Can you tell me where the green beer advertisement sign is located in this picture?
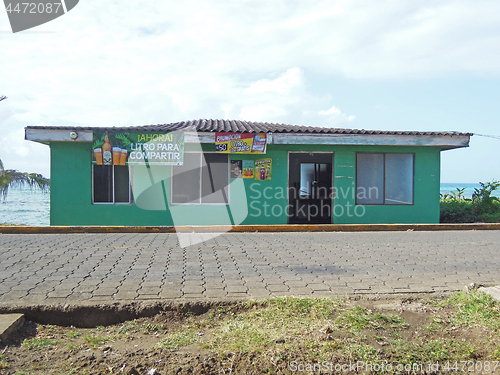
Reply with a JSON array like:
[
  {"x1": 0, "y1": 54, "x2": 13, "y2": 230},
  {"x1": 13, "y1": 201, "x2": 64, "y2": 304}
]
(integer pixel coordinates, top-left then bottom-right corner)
[{"x1": 92, "y1": 130, "x2": 185, "y2": 166}]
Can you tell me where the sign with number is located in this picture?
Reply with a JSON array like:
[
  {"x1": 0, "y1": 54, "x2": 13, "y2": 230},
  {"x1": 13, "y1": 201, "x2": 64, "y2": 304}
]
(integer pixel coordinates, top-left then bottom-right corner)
[{"x1": 215, "y1": 133, "x2": 267, "y2": 154}]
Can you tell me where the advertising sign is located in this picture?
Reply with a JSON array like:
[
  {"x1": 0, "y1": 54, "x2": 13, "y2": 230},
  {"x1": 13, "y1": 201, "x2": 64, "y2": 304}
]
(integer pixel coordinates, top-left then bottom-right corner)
[
  {"x1": 231, "y1": 160, "x2": 243, "y2": 178},
  {"x1": 215, "y1": 133, "x2": 267, "y2": 154},
  {"x1": 242, "y1": 160, "x2": 255, "y2": 178},
  {"x1": 254, "y1": 158, "x2": 272, "y2": 181},
  {"x1": 92, "y1": 130, "x2": 185, "y2": 166}
]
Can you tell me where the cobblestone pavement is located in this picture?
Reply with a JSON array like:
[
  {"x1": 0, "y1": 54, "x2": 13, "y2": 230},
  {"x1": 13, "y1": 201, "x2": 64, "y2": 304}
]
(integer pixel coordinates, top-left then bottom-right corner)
[{"x1": 0, "y1": 231, "x2": 499, "y2": 306}]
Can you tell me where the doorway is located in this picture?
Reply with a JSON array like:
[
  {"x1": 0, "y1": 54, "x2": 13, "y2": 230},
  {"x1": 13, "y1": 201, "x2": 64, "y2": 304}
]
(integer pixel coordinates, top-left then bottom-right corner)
[{"x1": 288, "y1": 153, "x2": 333, "y2": 224}]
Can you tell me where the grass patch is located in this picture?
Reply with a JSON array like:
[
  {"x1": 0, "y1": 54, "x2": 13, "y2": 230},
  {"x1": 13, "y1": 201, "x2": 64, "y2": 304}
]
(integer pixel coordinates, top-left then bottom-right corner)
[
  {"x1": 0, "y1": 354, "x2": 9, "y2": 369},
  {"x1": 439, "y1": 291, "x2": 500, "y2": 331},
  {"x1": 66, "y1": 330, "x2": 80, "y2": 339},
  {"x1": 205, "y1": 297, "x2": 342, "y2": 354},
  {"x1": 118, "y1": 320, "x2": 140, "y2": 334},
  {"x1": 143, "y1": 322, "x2": 166, "y2": 333},
  {"x1": 5, "y1": 293, "x2": 500, "y2": 374},
  {"x1": 335, "y1": 306, "x2": 409, "y2": 333},
  {"x1": 83, "y1": 333, "x2": 109, "y2": 349},
  {"x1": 22, "y1": 337, "x2": 61, "y2": 350},
  {"x1": 154, "y1": 331, "x2": 198, "y2": 350},
  {"x1": 389, "y1": 338, "x2": 477, "y2": 364}
]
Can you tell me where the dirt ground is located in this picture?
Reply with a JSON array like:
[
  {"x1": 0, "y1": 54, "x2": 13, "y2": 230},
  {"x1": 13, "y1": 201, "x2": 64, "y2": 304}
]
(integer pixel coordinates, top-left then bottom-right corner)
[{"x1": 1, "y1": 294, "x2": 500, "y2": 375}]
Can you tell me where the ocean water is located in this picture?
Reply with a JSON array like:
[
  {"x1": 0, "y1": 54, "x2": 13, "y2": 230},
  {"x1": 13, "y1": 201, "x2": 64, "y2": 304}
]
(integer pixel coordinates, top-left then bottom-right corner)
[
  {"x1": 0, "y1": 183, "x2": 499, "y2": 226},
  {"x1": 440, "y1": 183, "x2": 500, "y2": 199},
  {"x1": 0, "y1": 187, "x2": 50, "y2": 226}
]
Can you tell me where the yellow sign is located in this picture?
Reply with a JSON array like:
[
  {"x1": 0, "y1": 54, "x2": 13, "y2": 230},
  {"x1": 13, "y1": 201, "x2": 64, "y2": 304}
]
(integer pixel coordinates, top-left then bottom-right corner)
[{"x1": 215, "y1": 133, "x2": 267, "y2": 154}]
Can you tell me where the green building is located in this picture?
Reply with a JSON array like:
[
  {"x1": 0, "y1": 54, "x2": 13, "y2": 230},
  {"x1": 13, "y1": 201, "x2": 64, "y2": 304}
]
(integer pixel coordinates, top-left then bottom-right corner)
[{"x1": 25, "y1": 120, "x2": 471, "y2": 226}]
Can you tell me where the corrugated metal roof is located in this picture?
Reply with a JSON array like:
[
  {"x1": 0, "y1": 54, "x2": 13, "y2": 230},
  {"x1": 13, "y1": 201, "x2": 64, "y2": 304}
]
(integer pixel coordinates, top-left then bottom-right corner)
[{"x1": 25, "y1": 119, "x2": 473, "y2": 136}]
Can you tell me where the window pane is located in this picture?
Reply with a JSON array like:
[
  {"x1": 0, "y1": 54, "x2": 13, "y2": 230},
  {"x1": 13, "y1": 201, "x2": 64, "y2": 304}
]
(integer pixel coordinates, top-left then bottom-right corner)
[
  {"x1": 93, "y1": 165, "x2": 113, "y2": 203},
  {"x1": 316, "y1": 163, "x2": 331, "y2": 199},
  {"x1": 114, "y1": 165, "x2": 130, "y2": 203},
  {"x1": 172, "y1": 153, "x2": 201, "y2": 204},
  {"x1": 202, "y1": 153, "x2": 229, "y2": 204},
  {"x1": 300, "y1": 163, "x2": 331, "y2": 198},
  {"x1": 385, "y1": 153, "x2": 414, "y2": 205},
  {"x1": 356, "y1": 154, "x2": 384, "y2": 204},
  {"x1": 300, "y1": 163, "x2": 315, "y2": 197}
]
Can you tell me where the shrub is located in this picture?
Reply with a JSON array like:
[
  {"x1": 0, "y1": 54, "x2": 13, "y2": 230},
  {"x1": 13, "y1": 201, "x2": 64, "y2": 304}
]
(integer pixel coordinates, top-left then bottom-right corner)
[
  {"x1": 440, "y1": 180, "x2": 500, "y2": 223},
  {"x1": 440, "y1": 199, "x2": 475, "y2": 223},
  {"x1": 472, "y1": 181, "x2": 500, "y2": 221}
]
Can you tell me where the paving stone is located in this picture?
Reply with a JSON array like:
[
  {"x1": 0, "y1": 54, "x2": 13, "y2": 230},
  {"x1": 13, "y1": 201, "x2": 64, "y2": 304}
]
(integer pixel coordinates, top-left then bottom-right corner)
[
  {"x1": 46, "y1": 290, "x2": 73, "y2": 298},
  {"x1": 204, "y1": 289, "x2": 227, "y2": 298},
  {"x1": 288, "y1": 287, "x2": 313, "y2": 296},
  {"x1": 306, "y1": 283, "x2": 330, "y2": 291},
  {"x1": 266, "y1": 284, "x2": 289, "y2": 292},
  {"x1": 182, "y1": 286, "x2": 204, "y2": 294},
  {"x1": 284, "y1": 280, "x2": 309, "y2": 287},
  {"x1": 1, "y1": 231, "x2": 500, "y2": 306},
  {"x1": 119, "y1": 282, "x2": 141, "y2": 290},
  {"x1": 112, "y1": 291, "x2": 139, "y2": 300},
  {"x1": 353, "y1": 289, "x2": 377, "y2": 294},
  {"x1": 225, "y1": 285, "x2": 248, "y2": 293},
  {"x1": 246, "y1": 289, "x2": 271, "y2": 298},
  {"x1": 158, "y1": 290, "x2": 182, "y2": 299},
  {"x1": 205, "y1": 283, "x2": 225, "y2": 290},
  {"x1": 224, "y1": 281, "x2": 246, "y2": 287},
  {"x1": 329, "y1": 287, "x2": 354, "y2": 294},
  {"x1": 226, "y1": 292, "x2": 249, "y2": 298},
  {"x1": 136, "y1": 294, "x2": 161, "y2": 300},
  {"x1": 138, "y1": 287, "x2": 160, "y2": 295},
  {"x1": 364, "y1": 286, "x2": 395, "y2": 294},
  {"x1": 43, "y1": 297, "x2": 70, "y2": 304},
  {"x1": 183, "y1": 293, "x2": 205, "y2": 299},
  {"x1": 271, "y1": 291, "x2": 294, "y2": 297},
  {"x1": 244, "y1": 282, "x2": 266, "y2": 290},
  {"x1": 183, "y1": 279, "x2": 205, "y2": 286},
  {"x1": 311, "y1": 290, "x2": 335, "y2": 297},
  {"x1": 66, "y1": 292, "x2": 92, "y2": 301}
]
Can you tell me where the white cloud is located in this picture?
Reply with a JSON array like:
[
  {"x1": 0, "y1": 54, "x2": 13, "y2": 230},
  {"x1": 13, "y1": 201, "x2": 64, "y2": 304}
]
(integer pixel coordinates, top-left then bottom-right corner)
[
  {"x1": 244, "y1": 68, "x2": 303, "y2": 95},
  {"x1": 237, "y1": 68, "x2": 305, "y2": 121},
  {"x1": 318, "y1": 106, "x2": 356, "y2": 125},
  {"x1": 319, "y1": 106, "x2": 342, "y2": 116}
]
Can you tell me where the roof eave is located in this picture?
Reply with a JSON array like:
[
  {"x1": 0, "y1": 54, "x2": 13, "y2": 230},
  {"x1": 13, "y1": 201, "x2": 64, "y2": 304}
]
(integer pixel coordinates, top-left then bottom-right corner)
[
  {"x1": 271, "y1": 133, "x2": 471, "y2": 148},
  {"x1": 25, "y1": 127, "x2": 471, "y2": 149}
]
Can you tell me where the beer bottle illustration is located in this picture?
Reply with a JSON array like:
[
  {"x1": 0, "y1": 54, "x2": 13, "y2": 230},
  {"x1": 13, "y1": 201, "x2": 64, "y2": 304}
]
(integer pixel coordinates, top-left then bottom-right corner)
[{"x1": 102, "y1": 131, "x2": 113, "y2": 165}]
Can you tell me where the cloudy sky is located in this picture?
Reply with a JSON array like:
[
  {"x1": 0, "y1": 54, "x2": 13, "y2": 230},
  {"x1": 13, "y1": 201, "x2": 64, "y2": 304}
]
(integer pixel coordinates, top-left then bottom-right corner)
[{"x1": 1, "y1": 0, "x2": 499, "y2": 182}]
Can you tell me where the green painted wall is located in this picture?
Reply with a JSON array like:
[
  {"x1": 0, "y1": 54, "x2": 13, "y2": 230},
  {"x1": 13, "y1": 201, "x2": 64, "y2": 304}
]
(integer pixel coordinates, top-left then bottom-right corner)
[{"x1": 49, "y1": 142, "x2": 441, "y2": 225}]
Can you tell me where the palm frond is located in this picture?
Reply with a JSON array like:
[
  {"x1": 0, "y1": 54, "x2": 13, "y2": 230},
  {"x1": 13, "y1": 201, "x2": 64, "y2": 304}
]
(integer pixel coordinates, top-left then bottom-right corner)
[{"x1": 0, "y1": 160, "x2": 50, "y2": 200}]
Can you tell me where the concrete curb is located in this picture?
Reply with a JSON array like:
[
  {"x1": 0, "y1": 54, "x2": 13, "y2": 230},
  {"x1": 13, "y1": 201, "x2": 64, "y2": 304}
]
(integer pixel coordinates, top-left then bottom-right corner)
[
  {"x1": 0, "y1": 292, "x2": 450, "y2": 327},
  {"x1": 1, "y1": 223, "x2": 500, "y2": 234},
  {"x1": 0, "y1": 313, "x2": 24, "y2": 342}
]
